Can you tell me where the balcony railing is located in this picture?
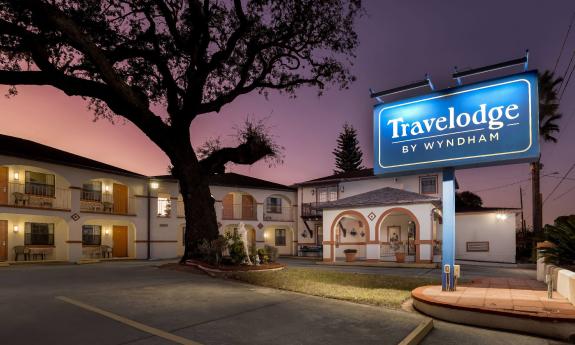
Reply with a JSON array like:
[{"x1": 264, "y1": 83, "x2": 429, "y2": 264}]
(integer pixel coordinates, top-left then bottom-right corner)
[
  {"x1": 177, "y1": 200, "x2": 185, "y2": 218},
  {"x1": 263, "y1": 206, "x2": 294, "y2": 221},
  {"x1": 301, "y1": 202, "x2": 326, "y2": 218},
  {"x1": 80, "y1": 192, "x2": 136, "y2": 215},
  {"x1": 1, "y1": 182, "x2": 70, "y2": 210},
  {"x1": 222, "y1": 203, "x2": 257, "y2": 220}
]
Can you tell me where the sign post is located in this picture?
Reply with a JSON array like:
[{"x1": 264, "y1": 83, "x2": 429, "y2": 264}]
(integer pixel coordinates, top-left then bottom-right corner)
[
  {"x1": 373, "y1": 71, "x2": 540, "y2": 292},
  {"x1": 442, "y1": 167, "x2": 456, "y2": 291}
]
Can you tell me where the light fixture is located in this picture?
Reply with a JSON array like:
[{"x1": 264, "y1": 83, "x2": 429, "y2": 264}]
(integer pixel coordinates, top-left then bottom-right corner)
[
  {"x1": 495, "y1": 213, "x2": 508, "y2": 221},
  {"x1": 105, "y1": 229, "x2": 110, "y2": 235},
  {"x1": 13, "y1": 225, "x2": 19, "y2": 233},
  {"x1": 13, "y1": 172, "x2": 19, "y2": 181},
  {"x1": 264, "y1": 232, "x2": 268, "y2": 239},
  {"x1": 150, "y1": 181, "x2": 159, "y2": 190},
  {"x1": 105, "y1": 185, "x2": 110, "y2": 192},
  {"x1": 311, "y1": 189, "x2": 315, "y2": 196},
  {"x1": 340, "y1": 185, "x2": 345, "y2": 193}
]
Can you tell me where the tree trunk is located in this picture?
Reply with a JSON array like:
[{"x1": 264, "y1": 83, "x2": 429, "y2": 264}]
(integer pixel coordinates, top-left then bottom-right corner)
[{"x1": 171, "y1": 153, "x2": 219, "y2": 263}]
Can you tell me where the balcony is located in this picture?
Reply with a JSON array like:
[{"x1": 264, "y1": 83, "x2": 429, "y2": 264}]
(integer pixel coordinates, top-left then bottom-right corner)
[
  {"x1": 301, "y1": 202, "x2": 326, "y2": 219},
  {"x1": 0, "y1": 182, "x2": 71, "y2": 210},
  {"x1": 222, "y1": 203, "x2": 257, "y2": 221},
  {"x1": 263, "y1": 206, "x2": 294, "y2": 222},
  {"x1": 80, "y1": 192, "x2": 136, "y2": 215}
]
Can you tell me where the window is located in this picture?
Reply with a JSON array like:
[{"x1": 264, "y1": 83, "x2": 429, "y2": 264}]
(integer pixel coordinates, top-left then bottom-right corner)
[
  {"x1": 266, "y1": 197, "x2": 282, "y2": 213},
  {"x1": 420, "y1": 176, "x2": 438, "y2": 194},
  {"x1": 316, "y1": 186, "x2": 338, "y2": 203},
  {"x1": 82, "y1": 225, "x2": 102, "y2": 245},
  {"x1": 81, "y1": 181, "x2": 102, "y2": 201},
  {"x1": 275, "y1": 229, "x2": 286, "y2": 246},
  {"x1": 25, "y1": 171, "x2": 55, "y2": 197},
  {"x1": 157, "y1": 194, "x2": 172, "y2": 217},
  {"x1": 25, "y1": 223, "x2": 54, "y2": 245}
]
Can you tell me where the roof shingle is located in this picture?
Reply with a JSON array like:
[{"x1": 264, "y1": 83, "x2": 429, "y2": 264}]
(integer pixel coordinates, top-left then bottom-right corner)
[{"x1": 322, "y1": 187, "x2": 440, "y2": 209}]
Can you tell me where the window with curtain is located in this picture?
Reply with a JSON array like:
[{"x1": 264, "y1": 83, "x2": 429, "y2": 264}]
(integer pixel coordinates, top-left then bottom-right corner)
[
  {"x1": 25, "y1": 223, "x2": 54, "y2": 245},
  {"x1": 25, "y1": 171, "x2": 55, "y2": 197},
  {"x1": 275, "y1": 228, "x2": 286, "y2": 246},
  {"x1": 81, "y1": 181, "x2": 102, "y2": 201},
  {"x1": 266, "y1": 197, "x2": 282, "y2": 213},
  {"x1": 420, "y1": 176, "x2": 438, "y2": 194},
  {"x1": 82, "y1": 225, "x2": 102, "y2": 245}
]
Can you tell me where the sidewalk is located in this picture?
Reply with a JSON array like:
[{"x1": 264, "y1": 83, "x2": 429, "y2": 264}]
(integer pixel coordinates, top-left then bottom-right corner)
[{"x1": 412, "y1": 277, "x2": 575, "y2": 341}]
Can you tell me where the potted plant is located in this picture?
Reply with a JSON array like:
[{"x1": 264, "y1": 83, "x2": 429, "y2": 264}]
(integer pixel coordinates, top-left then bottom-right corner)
[
  {"x1": 390, "y1": 240, "x2": 405, "y2": 263},
  {"x1": 343, "y1": 248, "x2": 357, "y2": 262}
]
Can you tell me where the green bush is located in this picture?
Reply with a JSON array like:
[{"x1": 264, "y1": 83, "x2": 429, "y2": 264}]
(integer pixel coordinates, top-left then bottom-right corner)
[
  {"x1": 225, "y1": 232, "x2": 247, "y2": 265},
  {"x1": 197, "y1": 235, "x2": 227, "y2": 266},
  {"x1": 541, "y1": 215, "x2": 575, "y2": 268},
  {"x1": 264, "y1": 245, "x2": 279, "y2": 262}
]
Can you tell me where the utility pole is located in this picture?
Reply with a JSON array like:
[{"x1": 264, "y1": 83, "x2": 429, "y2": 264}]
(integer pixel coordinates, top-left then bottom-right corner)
[
  {"x1": 531, "y1": 160, "x2": 542, "y2": 235},
  {"x1": 519, "y1": 187, "x2": 526, "y2": 232}
]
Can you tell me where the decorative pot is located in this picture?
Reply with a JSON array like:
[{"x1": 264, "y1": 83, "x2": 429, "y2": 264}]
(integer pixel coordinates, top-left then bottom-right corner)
[
  {"x1": 344, "y1": 252, "x2": 357, "y2": 262},
  {"x1": 395, "y1": 252, "x2": 406, "y2": 263}
]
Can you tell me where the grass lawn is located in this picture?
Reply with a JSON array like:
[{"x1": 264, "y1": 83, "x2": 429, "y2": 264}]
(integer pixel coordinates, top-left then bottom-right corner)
[{"x1": 230, "y1": 267, "x2": 439, "y2": 309}]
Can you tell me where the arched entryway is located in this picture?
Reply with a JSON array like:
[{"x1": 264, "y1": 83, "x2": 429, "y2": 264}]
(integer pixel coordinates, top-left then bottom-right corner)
[
  {"x1": 329, "y1": 211, "x2": 370, "y2": 262},
  {"x1": 375, "y1": 208, "x2": 420, "y2": 262}
]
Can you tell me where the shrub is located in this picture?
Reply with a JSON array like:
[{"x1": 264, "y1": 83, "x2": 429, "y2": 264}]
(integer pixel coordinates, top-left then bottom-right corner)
[
  {"x1": 264, "y1": 245, "x2": 279, "y2": 262},
  {"x1": 197, "y1": 235, "x2": 227, "y2": 266},
  {"x1": 225, "y1": 232, "x2": 247, "y2": 265},
  {"x1": 541, "y1": 215, "x2": 575, "y2": 269},
  {"x1": 343, "y1": 248, "x2": 357, "y2": 254}
]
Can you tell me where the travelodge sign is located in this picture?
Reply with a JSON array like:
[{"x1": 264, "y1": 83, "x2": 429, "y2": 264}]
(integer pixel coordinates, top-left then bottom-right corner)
[{"x1": 374, "y1": 71, "x2": 540, "y2": 175}]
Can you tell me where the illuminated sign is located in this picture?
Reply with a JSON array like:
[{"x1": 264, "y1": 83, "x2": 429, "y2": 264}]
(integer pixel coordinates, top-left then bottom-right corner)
[{"x1": 374, "y1": 71, "x2": 540, "y2": 175}]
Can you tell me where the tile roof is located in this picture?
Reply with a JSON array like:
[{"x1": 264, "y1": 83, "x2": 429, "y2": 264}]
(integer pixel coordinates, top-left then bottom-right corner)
[
  {"x1": 0, "y1": 134, "x2": 145, "y2": 177},
  {"x1": 322, "y1": 187, "x2": 440, "y2": 209},
  {"x1": 154, "y1": 172, "x2": 295, "y2": 191}
]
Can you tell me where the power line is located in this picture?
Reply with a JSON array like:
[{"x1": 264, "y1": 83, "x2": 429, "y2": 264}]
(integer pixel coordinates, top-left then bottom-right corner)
[
  {"x1": 544, "y1": 161, "x2": 575, "y2": 203},
  {"x1": 471, "y1": 173, "x2": 558, "y2": 194},
  {"x1": 558, "y1": 50, "x2": 575, "y2": 92},
  {"x1": 552, "y1": 183, "x2": 575, "y2": 201},
  {"x1": 553, "y1": 11, "x2": 575, "y2": 74},
  {"x1": 559, "y1": 62, "x2": 575, "y2": 101}
]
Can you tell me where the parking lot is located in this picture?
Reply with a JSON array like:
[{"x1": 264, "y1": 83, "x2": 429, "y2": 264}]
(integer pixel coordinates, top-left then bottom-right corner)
[{"x1": 0, "y1": 261, "x2": 561, "y2": 345}]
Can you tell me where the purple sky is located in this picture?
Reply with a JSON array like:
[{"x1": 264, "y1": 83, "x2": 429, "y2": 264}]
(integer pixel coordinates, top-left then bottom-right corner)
[{"x1": 1, "y1": 0, "x2": 575, "y2": 226}]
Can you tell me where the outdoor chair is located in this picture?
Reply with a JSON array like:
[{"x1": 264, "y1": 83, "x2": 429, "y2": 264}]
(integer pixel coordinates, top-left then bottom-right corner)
[
  {"x1": 13, "y1": 246, "x2": 30, "y2": 261},
  {"x1": 101, "y1": 245, "x2": 112, "y2": 258},
  {"x1": 102, "y1": 202, "x2": 113, "y2": 213}
]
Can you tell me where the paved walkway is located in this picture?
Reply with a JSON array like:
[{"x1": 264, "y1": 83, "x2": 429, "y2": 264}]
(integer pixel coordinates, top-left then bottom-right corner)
[
  {"x1": 413, "y1": 277, "x2": 575, "y2": 319},
  {"x1": 0, "y1": 261, "x2": 564, "y2": 344}
]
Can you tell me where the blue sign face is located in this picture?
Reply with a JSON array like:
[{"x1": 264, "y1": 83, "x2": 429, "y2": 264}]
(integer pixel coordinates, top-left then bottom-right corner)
[{"x1": 374, "y1": 71, "x2": 540, "y2": 175}]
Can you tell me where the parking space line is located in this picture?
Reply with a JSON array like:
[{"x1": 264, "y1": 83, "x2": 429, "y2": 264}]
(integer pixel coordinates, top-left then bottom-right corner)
[{"x1": 55, "y1": 296, "x2": 202, "y2": 345}]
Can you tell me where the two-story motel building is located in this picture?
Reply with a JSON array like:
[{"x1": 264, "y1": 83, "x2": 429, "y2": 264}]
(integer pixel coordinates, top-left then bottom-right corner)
[{"x1": 0, "y1": 134, "x2": 517, "y2": 265}]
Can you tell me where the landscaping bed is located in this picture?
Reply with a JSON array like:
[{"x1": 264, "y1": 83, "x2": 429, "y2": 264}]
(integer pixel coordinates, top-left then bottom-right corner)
[
  {"x1": 228, "y1": 267, "x2": 440, "y2": 309},
  {"x1": 159, "y1": 261, "x2": 284, "y2": 274}
]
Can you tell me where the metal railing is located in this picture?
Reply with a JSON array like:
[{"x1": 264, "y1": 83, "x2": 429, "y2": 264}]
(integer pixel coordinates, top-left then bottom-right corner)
[
  {"x1": 81, "y1": 189, "x2": 102, "y2": 202},
  {"x1": 263, "y1": 206, "x2": 294, "y2": 221},
  {"x1": 1, "y1": 182, "x2": 71, "y2": 210},
  {"x1": 177, "y1": 200, "x2": 185, "y2": 218},
  {"x1": 80, "y1": 192, "x2": 136, "y2": 215},
  {"x1": 222, "y1": 203, "x2": 257, "y2": 220},
  {"x1": 301, "y1": 202, "x2": 326, "y2": 218}
]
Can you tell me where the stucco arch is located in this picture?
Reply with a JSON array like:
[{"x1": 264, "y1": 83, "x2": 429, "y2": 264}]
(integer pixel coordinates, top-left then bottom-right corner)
[
  {"x1": 375, "y1": 207, "x2": 421, "y2": 262},
  {"x1": 329, "y1": 210, "x2": 370, "y2": 262}
]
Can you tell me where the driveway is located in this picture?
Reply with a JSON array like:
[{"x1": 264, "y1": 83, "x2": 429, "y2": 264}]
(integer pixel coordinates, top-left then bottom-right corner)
[
  {"x1": 0, "y1": 261, "x2": 559, "y2": 345},
  {"x1": 278, "y1": 257, "x2": 537, "y2": 280}
]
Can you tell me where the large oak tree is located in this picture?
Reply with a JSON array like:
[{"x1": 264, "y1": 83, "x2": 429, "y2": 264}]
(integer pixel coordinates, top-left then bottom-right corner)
[{"x1": 0, "y1": 0, "x2": 362, "y2": 259}]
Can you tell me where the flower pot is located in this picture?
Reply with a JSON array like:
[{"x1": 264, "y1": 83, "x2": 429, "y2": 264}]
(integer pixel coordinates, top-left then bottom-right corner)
[
  {"x1": 344, "y1": 252, "x2": 357, "y2": 262},
  {"x1": 395, "y1": 252, "x2": 406, "y2": 263}
]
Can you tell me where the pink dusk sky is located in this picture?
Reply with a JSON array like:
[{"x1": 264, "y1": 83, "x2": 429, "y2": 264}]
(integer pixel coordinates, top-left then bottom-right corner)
[{"x1": 1, "y1": 0, "x2": 575, "y2": 226}]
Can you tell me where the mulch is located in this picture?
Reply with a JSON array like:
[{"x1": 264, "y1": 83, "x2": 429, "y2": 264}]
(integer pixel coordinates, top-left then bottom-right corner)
[{"x1": 158, "y1": 260, "x2": 284, "y2": 273}]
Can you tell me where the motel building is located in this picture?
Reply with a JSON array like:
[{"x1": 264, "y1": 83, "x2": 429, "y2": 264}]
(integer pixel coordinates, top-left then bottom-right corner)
[{"x1": 0, "y1": 134, "x2": 517, "y2": 265}]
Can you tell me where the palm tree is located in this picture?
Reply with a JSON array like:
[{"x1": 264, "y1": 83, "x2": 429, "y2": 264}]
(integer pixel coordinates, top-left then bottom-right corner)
[
  {"x1": 540, "y1": 215, "x2": 575, "y2": 268},
  {"x1": 532, "y1": 70, "x2": 563, "y2": 237}
]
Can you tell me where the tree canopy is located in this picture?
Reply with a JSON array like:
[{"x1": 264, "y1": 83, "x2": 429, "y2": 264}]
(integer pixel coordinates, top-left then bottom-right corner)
[{"x1": 333, "y1": 122, "x2": 364, "y2": 174}]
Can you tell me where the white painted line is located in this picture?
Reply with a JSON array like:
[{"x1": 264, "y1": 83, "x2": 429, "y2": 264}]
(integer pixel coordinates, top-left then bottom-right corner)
[
  {"x1": 56, "y1": 296, "x2": 202, "y2": 345},
  {"x1": 398, "y1": 318, "x2": 434, "y2": 345}
]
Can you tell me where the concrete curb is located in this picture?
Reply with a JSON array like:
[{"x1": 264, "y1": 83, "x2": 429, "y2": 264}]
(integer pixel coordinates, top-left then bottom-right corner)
[
  {"x1": 398, "y1": 318, "x2": 433, "y2": 345},
  {"x1": 317, "y1": 261, "x2": 438, "y2": 269}
]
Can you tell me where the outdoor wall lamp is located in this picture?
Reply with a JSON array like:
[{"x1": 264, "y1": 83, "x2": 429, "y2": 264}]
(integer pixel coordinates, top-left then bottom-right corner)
[
  {"x1": 105, "y1": 185, "x2": 110, "y2": 192},
  {"x1": 13, "y1": 172, "x2": 19, "y2": 181},
  {"x1": 13, "y1": 225, "x2": 19, "y2": 233},
  {"x1": 496, "y1": 213, "x2": 508, "y2": 221},
  {"x1": 150, "y1": 181, "x2": 159, "y2": 190},
  {"x1": 311, "y1": 189, "x2": 315, "y2": 196},
  {"x1": 340, "y1": 185, "x2": 345, "y2": 193},
  {"x1": 105, "y1": 229, "x2": 110, "y2": 236}
]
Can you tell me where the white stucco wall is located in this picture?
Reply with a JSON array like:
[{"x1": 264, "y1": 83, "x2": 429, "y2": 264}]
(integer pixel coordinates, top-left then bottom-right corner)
[{"x1": 454, "y1": 212, "x2": 517, "y2": 264}]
